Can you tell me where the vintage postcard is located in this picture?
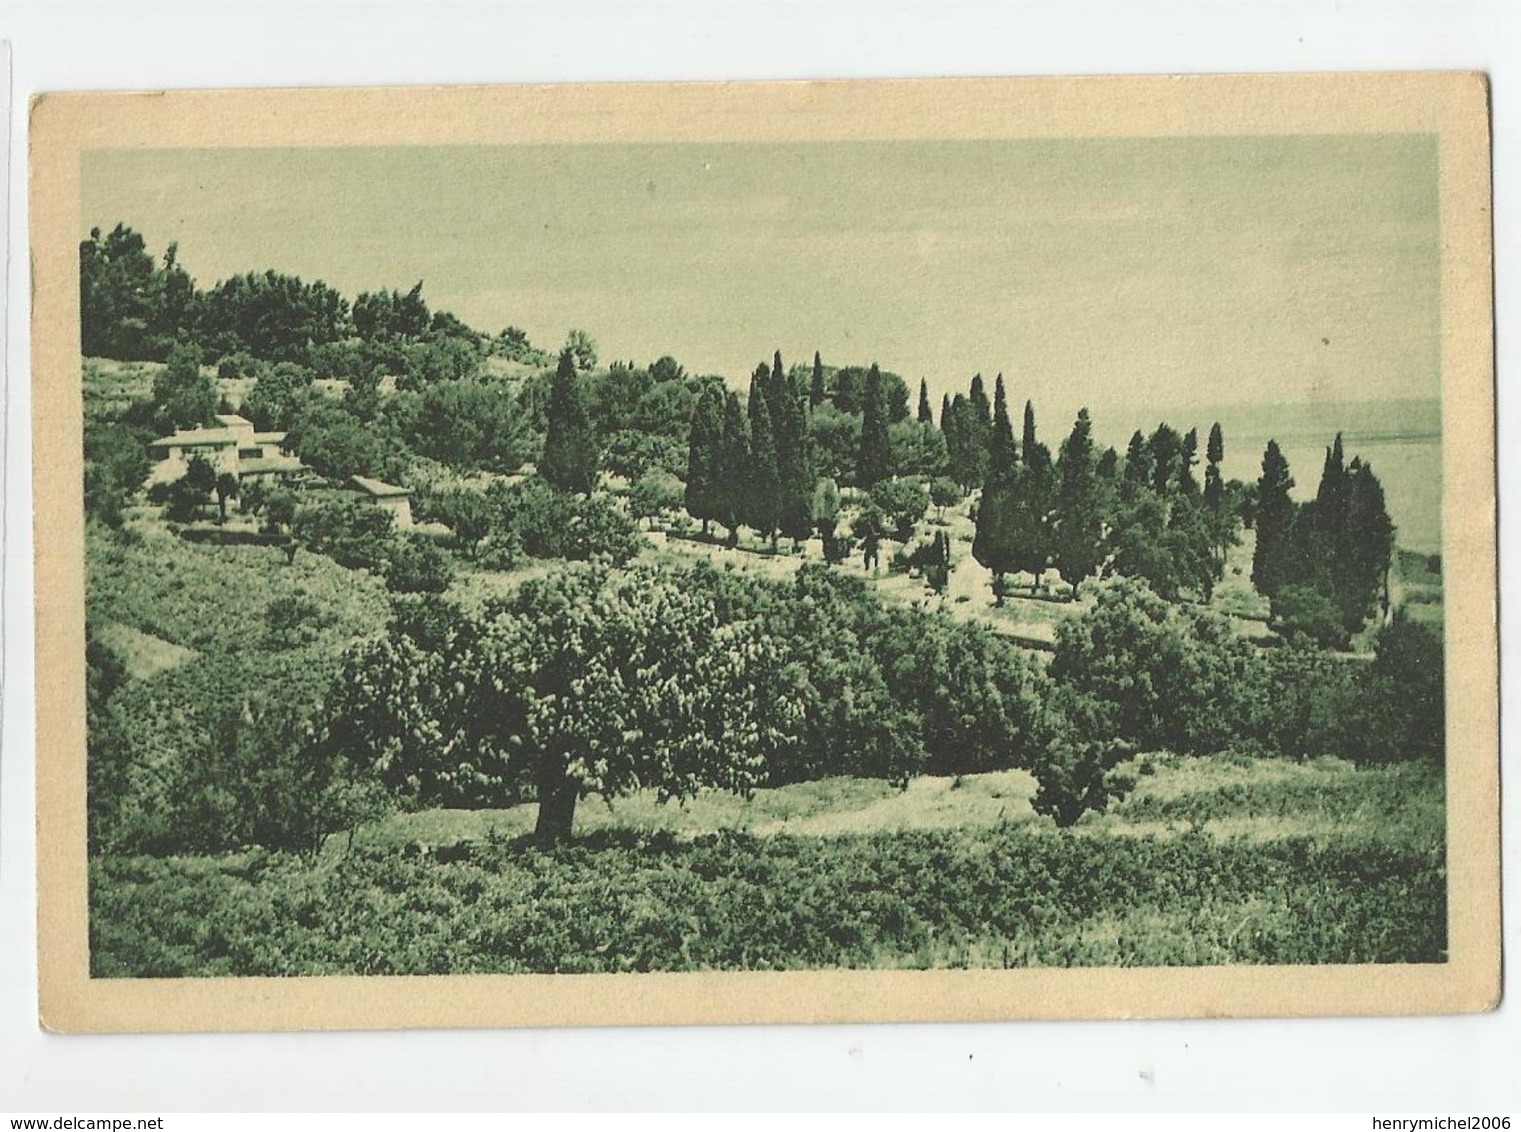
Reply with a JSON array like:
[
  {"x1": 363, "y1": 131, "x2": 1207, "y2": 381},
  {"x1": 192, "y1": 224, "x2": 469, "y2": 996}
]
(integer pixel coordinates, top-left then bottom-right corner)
[{"x1": 29, "y1": 74, "x2": 1497, "y2": 1032}]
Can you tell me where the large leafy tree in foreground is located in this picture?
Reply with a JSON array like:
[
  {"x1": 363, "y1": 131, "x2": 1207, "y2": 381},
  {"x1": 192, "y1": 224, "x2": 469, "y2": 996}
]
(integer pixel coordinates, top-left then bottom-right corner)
[{"x1": 326, "y1": 568, "x2": 801, "y2": 844}]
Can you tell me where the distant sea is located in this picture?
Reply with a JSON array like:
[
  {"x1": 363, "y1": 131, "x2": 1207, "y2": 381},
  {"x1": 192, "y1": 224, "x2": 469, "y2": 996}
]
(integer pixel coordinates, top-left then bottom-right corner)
[{"x1": 1087, "y1": 398, "x2": 1443, "y2": 554}]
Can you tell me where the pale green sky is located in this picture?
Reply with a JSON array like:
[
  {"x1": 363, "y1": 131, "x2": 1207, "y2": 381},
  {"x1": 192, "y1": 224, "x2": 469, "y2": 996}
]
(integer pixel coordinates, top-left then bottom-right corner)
[{"x1": 83, "y1": 136, "x2": 1438, "y2": 411}]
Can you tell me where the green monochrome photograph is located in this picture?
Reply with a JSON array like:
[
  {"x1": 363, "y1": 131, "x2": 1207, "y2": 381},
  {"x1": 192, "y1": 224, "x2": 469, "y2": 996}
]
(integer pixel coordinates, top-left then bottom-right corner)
[{"x1": 30, "y1": 76, "x2": 1498, "y2": 1029}]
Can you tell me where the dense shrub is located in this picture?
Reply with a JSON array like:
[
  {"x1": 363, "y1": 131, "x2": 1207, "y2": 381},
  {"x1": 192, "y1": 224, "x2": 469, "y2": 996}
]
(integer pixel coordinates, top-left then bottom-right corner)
[
  {"x1": 1048, "y1": 578, "x2": 1256, "y2": 754},
  {"x1": 291, "y1": 499, "x2": 395, "y2": 572},
  {"x1": 263, "y1": 592, "x2": 337, "y2": 649},
  {"x1": 425, "y1": 488, "x2": 493, "y2": 557},
  {"x1": 484, "y1": 478, "x2": 643, "y2": 565},
  {"x1": 1344, "y1": 615, "x2": 1446, "y2": 766},
  {"x1": 1048, "y1": 576, "x2": 1442, "y2": 776},
  {"x1": 1030, "y1": 687, "x2": 1136, "y2": 827},
  {"x1": 388, "y1": 377, "x2": 534, "y2": 471},
  {"x1": 868, "y1": 476, "x2": 929, "y2": 542},
  {"x1": 84, "y1": 418, "x2": 154, "y2": 528},
  {"x1": 86, "y1": 528, "x2": 393, "y2": 855},
  {"x1": 148, "y1": 453, "x2": 218, "y2": 523},
  {"x1": 874, "y1": 599, "x2": 1045, "y2": 778},
  {"x1": 1271, "y1": 583, "x2": 1351, "y2": 650},
  {"x1": 216, "y1": 351, "x2": 266, "y2": 382},
  {"x1": 90, "y1": 650, "x2": 371, "y2": 856},
  {"x1": 383, "y1": 533, "x2": 455, "y2": 594},
  {"x1": 241, "y1": 361, "x2": 314, "y2": 432},
  {"x1": 1238, "y1": 644, "x2": 1361, "y2": 761},
  {"x1": 326, "y1": 560, "x2": 1050, "y2": 813},
  {"x1": 628, "y1": 470, "x2": 686, "y2": 529}
]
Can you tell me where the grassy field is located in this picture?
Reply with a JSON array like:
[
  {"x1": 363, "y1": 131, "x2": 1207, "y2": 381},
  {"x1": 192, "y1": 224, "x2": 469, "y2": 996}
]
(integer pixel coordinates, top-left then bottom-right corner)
[
  {"x1": 332, "y1": 752, "x2": 1442, "y2": 851},
  {"x1": 90, "y1": 753, "x2": 1446, "y2": 976}
]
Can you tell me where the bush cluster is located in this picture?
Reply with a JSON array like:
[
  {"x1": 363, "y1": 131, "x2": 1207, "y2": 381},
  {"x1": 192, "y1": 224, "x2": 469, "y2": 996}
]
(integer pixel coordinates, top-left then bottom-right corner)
[
  {"x1": 485, "y1": 479, "x2": 644, "y2": 565},
  {"x1": 1049, "y1": 578, "x2": 1445, "y2": 769}
]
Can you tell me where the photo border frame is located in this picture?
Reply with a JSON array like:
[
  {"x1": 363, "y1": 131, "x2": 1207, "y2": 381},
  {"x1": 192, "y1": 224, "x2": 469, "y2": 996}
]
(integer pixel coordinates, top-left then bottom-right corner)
[{"x1": 29, "y1": 72, "x2": 1499, "y2": 1033}]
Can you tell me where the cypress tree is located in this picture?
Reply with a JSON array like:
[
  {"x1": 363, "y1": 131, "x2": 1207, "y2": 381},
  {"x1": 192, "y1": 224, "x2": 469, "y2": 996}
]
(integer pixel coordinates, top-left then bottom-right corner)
[
  {"x1": 1207, "y1": 421, "x2": 1225, "y2": 466},
  {"x1": 809, "y1": 351, "x2": 826, "y2": 408},
  {"x1": 746, "y1": 363, "x2": 781, "y2": 544},
  {"x1": 1098, "y1": 446, "x2": 1119, "y2": 481},
  {"x1": 1015, "y1": 400, "x2": 1054, "y2": 589},
  {"x1": 943, "y1": 394, "x2": 969, "y2": 489},
  {"x1": 717, "y1": 390, "x2": 750, "y2": 542},
  {"x1": 540, "y1": 349, "x2": 596, "y2": 494},
  {"x1": 812, "y1": 476, "x2": 842, "y2": 562},
  {"x1": 1311, "y1": 432, "x2": 1348, "y2": 567},
  {"x1": 990, "y1": 377, "x2": 1018, "y2": 472},
  {"x1": 1204, "y1": 421, "x2": 1229, "y2": 566},
  {"x1": 684, "y1": 381, "x2": 726, "y2": 536},
  {"x1": 972, "y1": 374, "x2": 1020, "y2": 604},
  {"x1": 1252, "y1": 440, "x2": 1296, "y2": 598},
  {"x1": 1179, "y1": 427, "x2": 1201, "y2": 495},
  {"x1": 1123, "y1": 430, "x2": 1151, "y2": 494},
  {"x1": 1149, "y1": 424, "x2": 1182, "y2": 496},
  {"x1": 856, "y1": 362, "x2": 892, "y2": 490},
  {"x1": 966, "y1": 374, "x2": 993, "y2": 487},
  {"x1": 1339, "y1": 457, "x2": 1395, "y2": 630},
  {"x1": 772, "y1": 351, "x2": 814, "y2": 546},
  {"x1": 1203, "y1": 423, "x2": 1225, "y2": 509},
  {"x1": 917, "y1": 379, "x2": 934, "y2": 424},
  {"x1": 1053, "y1": 408, "x2": 1103, "y2": 595},
  {"x1": 1317, "y1": 432, "x2": 1346, "y2": 512}
]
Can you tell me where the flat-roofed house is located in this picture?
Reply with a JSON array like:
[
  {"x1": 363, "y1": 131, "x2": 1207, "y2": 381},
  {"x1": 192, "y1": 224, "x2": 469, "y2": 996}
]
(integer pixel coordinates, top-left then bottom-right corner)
[
  {"x1": 215, "y1": 414, "x2": 289, "y2": 461},
  {"x1": 348, "y1": 475, "x2": 414, "y2": 528},
  {"x1": 239, "y1": 454, "x2": 308, "y2": 485},
  {"x1": 148, "y1": 416, "x2": 304, "y2": 487},
  {"x1": 147, "y1": 427, "x2": 243, "y2": 484}
]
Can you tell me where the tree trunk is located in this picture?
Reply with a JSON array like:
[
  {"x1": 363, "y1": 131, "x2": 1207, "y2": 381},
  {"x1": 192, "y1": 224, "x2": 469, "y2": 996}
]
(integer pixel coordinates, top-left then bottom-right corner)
[{"x1": 534, "y1": 757, "x2": 579, "y2": 846}]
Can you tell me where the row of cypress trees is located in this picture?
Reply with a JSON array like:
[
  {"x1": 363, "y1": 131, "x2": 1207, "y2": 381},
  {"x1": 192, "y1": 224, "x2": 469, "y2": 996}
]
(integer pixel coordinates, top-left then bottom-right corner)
[
  {"x1": 966, "y1": 372, "x2": 1236, "y2": 603},
  {"x1": 1253, "y1": 434, "x2": 1396, "y2": 638},
  {"x1": 685, "y1": 352, "x2": 901, "y2": 545}
]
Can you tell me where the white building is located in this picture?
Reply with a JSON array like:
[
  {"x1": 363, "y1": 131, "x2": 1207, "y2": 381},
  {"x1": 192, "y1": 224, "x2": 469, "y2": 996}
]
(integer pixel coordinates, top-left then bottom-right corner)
[
  {"x1": 348, "y1": 475, "x2": 414, "y2": 527},
  {"x1": 147, "y1": 415, "x2": 299, "y2": 485}
]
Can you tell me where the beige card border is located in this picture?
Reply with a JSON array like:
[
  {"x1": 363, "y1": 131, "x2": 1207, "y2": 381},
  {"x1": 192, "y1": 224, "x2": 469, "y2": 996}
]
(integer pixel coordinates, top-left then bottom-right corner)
[{"x1": 29, "y1": 73, "x2": 1499, "y2": 1033}]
